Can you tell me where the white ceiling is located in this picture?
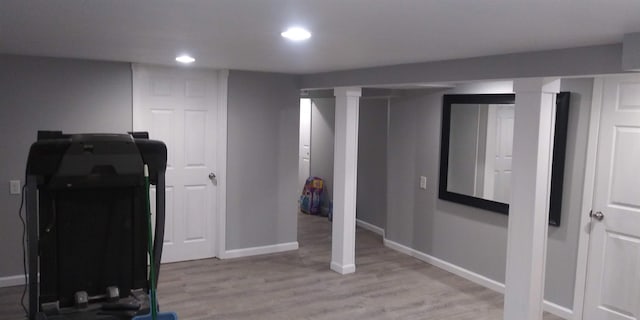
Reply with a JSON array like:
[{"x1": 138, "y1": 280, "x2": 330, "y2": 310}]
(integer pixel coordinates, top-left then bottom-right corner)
[{"x1": 1, "y1": 0, "x2": 639, "y2": 74}]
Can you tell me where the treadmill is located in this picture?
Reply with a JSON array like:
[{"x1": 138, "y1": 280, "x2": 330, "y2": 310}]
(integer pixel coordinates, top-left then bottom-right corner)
[{"x1": 25, "y1": 131, "x2": 167, "y2": 320}]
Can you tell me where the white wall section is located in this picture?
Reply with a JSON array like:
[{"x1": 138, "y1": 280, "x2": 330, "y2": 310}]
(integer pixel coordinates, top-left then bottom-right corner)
[
  {"x1": 299, "y1": 99, "x2": 312, "y2": 189},
  {"x1": 503, "y1": 78, "x2": 559, "y2": 320}
]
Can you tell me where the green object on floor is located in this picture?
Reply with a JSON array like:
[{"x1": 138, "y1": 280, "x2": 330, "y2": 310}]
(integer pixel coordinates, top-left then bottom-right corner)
[{"x1": 132, "y1": 164, "x2": 178, "y2": 320}]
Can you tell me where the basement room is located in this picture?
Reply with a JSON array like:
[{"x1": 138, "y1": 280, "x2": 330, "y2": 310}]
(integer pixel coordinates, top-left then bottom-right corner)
[{"x1": 1, "y1": 1, "x2": 640, "y2": 320}]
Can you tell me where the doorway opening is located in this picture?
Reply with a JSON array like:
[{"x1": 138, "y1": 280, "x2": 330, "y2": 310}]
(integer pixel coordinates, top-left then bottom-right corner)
[
  {"x1": 297, "y1": 91, "x2": 391, "y2": 272},
  {"x1": 297, "y1": 95, "x2": 335, "y2": 267}
]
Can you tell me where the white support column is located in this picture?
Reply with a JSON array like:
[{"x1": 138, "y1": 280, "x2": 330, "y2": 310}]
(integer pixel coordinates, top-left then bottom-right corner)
[
  {"x1": 504, "y1": 78, "x2": 560, "y2": 320},
  {"x1": 331, "y1": 87, "x2": 361, "y2": 275}
]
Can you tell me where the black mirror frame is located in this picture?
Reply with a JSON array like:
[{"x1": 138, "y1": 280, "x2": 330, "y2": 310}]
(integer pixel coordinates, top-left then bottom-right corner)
[{"x1": 438, "y1": 92, "x2": 570, "y2": 226}]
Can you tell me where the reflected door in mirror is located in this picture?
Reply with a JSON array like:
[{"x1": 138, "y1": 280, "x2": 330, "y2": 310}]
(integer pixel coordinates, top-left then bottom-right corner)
[
  {"x1": 484, "y1": 105, "x2": 514, "y2": 203},
  {"x1": 447, "y1": 103, "x2": 514, "y2": 204},
  {"x1": 439, "y1": 92, "x2": 571, "y2": 226}
]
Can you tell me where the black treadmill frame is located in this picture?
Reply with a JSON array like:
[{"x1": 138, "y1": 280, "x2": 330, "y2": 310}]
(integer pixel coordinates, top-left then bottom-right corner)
[{"x1": 25, "y1": 132, "x2": 167, "y2": 320}]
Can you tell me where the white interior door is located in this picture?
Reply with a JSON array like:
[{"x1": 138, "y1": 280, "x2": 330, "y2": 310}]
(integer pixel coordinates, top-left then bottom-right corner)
[
  {"x1": 299, "y1": 98, "x2": 311, "y2": 189},
  {"x1": 133, "y1": 64, "x2": 219, "y2": 263},
  {"x1": 584, "y1": 75, "x2": 640, "y2": 320},
  {"x1": 483, "y1": 104, "x2": 514, "y2": 203}
]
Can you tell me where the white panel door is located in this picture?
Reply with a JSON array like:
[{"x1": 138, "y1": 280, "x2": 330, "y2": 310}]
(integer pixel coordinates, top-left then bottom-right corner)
[
  {"x1": 584, "y1": 75, "x2": 640, "y2": 320},
  {"x1": 299, "y1": 98, "x2": 311, "y2": 189},
  {"x1": 133, "y1": 64, "x2": 219, "y2": 263},
  {"x1": 484, "y1": 104, "x2": 514, "y2": 203}
]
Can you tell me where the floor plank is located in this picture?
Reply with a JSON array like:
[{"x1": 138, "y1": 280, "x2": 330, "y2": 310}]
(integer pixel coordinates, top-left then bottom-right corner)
[{"x1": 0, "y1": 212, "x2": 563, "y2": 319}]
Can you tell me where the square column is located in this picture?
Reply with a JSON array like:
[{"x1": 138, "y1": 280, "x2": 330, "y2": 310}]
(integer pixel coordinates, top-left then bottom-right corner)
[
  {"x1": 331, "y1": 87, "x2": 361, "y2": 275},
  {"x1": 504, "y1": 78, "x2": 560, "y2": 319}
]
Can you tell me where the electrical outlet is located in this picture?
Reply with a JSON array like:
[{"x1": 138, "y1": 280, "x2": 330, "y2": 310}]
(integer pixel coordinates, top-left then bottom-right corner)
[
  {"x1": 419, "y1": 176, "x2": 427, "y2": 190},
  {"x1": 10, "y1": 180, "x2": 21, "y2": 194}
]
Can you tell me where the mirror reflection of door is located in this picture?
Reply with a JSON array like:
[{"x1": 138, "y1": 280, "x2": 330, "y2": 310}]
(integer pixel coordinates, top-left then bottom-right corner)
[
  {"x1": 483, "y1": 104, "x2": 514, "y2": 203},
  {"x1": 440, "y1": 92, "x2": 569, "y2": 225},
  {"x1": 447, "y1": 103, "x2": 514, "y2": 203}
]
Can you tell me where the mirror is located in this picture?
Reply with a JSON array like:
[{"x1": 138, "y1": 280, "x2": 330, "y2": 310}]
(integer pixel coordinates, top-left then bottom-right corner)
[{"x1": 438, "y1": 93, "x2": 570, "y2": 226}]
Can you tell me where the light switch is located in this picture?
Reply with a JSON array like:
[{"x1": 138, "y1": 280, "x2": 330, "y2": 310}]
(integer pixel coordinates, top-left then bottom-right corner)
[
  {"x1": 419, "y1": 176, "x2": 427, "y2": 190},
  {"x1": 10, "y1": 180, "x2": 21, "y2": 194}
]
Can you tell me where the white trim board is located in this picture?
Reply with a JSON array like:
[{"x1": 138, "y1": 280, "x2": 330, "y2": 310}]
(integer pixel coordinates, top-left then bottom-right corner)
[
  {"x1": 330, "y1": 262, "x2": 356, "y2": 275},
  {"x1": 355, "y1": 219, "x2": 384, "y2": 237},
  {"x1": 571, "y1": 76, "x2": 604, "y2": 320},
  {"x1": 0, "y1": 274, "x2": 26, "y2": 288},
  {"x1": 216, "y1": 69, "x2": 229, "y2": 259},
  {"x1": 221, "y1": 242, "x2": 299, "y2": 259},
  {"x1": 383, "y1": 238, "x2": 573, "y2": 320}
]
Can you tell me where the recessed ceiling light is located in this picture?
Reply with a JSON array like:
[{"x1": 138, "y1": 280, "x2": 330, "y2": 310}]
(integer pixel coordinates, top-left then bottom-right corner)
[
  {"x1": 281, "y1": 27, "x2": 311, "y2": 41},
  {"x1": 175, "y1": 55, "x2": 195, "y2": 64}
]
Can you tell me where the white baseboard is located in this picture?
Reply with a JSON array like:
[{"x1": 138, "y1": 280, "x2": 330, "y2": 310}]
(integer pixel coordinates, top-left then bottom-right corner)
[
  {"x1": 355, "y1": 219, "x2": 385, "y2": 237},
  {"x1": 221, "y1": 241, "x2": 299, "y2": 259},
  {"x1": 383, "y1": 238, "x2": 505, "y2": 292},
  {"x1": 330, "y1": 262, "x2": 356, "y2": 275},
  {"x1": 0, "y1": 274, "x2": 26, "y2": 288},
  {"x1": 383, "y1": 238, "x2": 573, "y2": 320}
]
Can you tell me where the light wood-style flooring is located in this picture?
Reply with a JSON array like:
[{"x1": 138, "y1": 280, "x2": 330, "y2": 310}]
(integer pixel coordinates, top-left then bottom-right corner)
[{"x1": 1, "y1": 213, "x2": 562, "y2": 319}]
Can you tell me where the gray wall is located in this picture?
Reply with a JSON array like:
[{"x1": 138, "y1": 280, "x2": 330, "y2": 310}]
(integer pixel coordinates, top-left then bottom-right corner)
[
  {"x1": 300, "y1": 44, "x2": 626, "y2": 88},
  {"x1": 0, "y1": 60, "x2": 302, "y2": 274},
  {"x1": 0, "y1": 54, "x2": 133, "y2": 277},
  {"x1": 309, "y1": 98, "x2": 335, "y2": 206},
  {"x1": 356, "y1": 98, "x2": 388, "y2": 229},
  {"x1": 545, "y1": 78, "x2": 593, "y2": 306},
  {"x1": 226, "y1": 70, "x2": 299, "y2": 250},
  {"x1": 306, "y1": 96, "x2": 390, "y2": 226},
  {"x1": 385, "y1": 79, "x2": 592, "y2": 308}
]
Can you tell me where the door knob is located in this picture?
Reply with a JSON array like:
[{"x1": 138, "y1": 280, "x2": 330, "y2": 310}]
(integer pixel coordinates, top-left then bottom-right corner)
[
  {"x1": 208, "y1": 172, "x2": 216, "y2": 180},
  {"x1": 590, "y1": 211, "x2": 605, "y2": 221}
]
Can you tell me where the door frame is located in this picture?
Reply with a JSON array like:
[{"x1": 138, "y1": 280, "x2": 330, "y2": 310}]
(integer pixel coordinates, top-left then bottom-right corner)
[
  {"x1": 131, "y1": 64, "x2": 229, "y2": 260},
  {"x1": 571, "y1": 75, "x2": 614, "y2": 319},
  {"x1": 299, "y1": 98, "x2": 312, "y2": 189},
  {"x1": 215, "y1": 69, "x2": 229, "y2": 259}
]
